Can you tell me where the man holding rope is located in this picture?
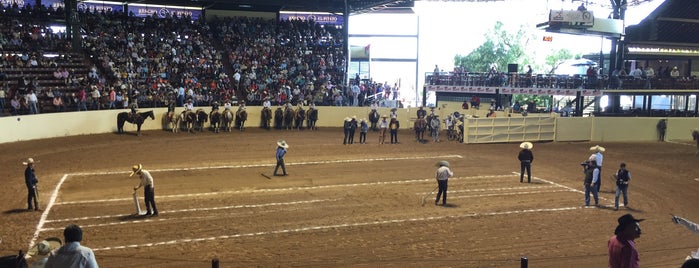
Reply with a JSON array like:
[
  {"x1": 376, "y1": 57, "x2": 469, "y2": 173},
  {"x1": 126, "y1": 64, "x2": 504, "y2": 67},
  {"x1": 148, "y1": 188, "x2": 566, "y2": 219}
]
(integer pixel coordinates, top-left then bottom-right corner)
[
  {"x1": 435, "y1": 160, "x2": 453, "y2": 206},
  {"x1": 24, "y1": 157, "x2": 39, "y2": 211}
]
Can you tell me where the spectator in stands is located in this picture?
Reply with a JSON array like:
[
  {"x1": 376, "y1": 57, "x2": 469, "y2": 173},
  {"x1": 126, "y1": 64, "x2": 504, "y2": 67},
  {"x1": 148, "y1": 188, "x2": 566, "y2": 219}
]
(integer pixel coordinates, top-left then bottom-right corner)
[
  {"x1": 108, "y1": 87, "x2": 116, "y2": 109},
  {"x1": 27, "y1": 89, "x2": 38, "y2": 114},
  {"x1": 10, "y1": 94, "x2": 21, "y2": 115},
  {"x1": 671, "y1": 66, "x2": 680, "y2": 78},
  {"x1": 644, "y1": 66, "x2": 654, "y2": 89},
  {"x1": 90, "y1": 86, "x2": 100, "y2": 110},
  {"x1": 0, "y1": 85, "x2": 5, "y2": 115},
  {"x1": 76, "y1": 87, "x2": 87, "y2": 111}
]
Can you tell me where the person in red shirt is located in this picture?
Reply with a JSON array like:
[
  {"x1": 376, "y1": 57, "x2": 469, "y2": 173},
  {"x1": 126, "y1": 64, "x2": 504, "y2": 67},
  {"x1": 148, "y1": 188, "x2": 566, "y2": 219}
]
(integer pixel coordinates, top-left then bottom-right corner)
[{"x1": 609, "y1": 214, "x2": 643, "y2": 268}]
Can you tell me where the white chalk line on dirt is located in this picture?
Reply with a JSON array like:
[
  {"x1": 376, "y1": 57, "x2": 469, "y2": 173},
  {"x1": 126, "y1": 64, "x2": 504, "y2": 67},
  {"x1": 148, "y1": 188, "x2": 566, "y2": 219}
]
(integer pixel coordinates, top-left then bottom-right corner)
[
  {"x1": 27, "y1": 174, "x2": 69, "y2": 253},
  {"x1": 56, "y1": 174, "x2": 516, "y2": 205},
  {"x1": 666, "y1": 140, "x2": 694, "y2": 146},
  {"x1": 67, "y1": 154, "x2": 464, "y2": 176},
  {"x1": 30, "y1": 154, "x2": 463, "y2": 248},
  {"x1": 45, "y1": 199, "x2": 335, "y2": 224},
  {"x1": 91, "y1": 206, "x2": 580, "y2": 252},
  {"x1": 515, "y1": 172, "x2": 612, "y2": 202},
  {"x1": 41, "y1": 206, "x2": 293, "y2": 232},
  {"x1": 451, "y1": 189, "x2": 575, "y2": 199}
]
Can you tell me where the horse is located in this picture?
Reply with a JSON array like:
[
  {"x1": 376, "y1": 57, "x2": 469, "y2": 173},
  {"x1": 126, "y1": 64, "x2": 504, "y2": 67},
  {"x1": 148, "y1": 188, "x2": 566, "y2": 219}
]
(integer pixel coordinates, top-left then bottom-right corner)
[
  {"x1": 414, "y1": 117, "x2": 427, "y2": 143},
  {"x1": 0, "y1": 251, "x2": 27, "y2": 268},
  {"x1": 693, "y1": 129, "x2": 699, "y2": 155},
  {"x1": 166, "y1": 111, "x2": 180, "y2": 133},
  {"x1": 195, "y1": 109, "x2": 208, "y2": 132},
  {"x1": 181, "y1": 111, "x2": 197, "y2": 133},
  {"x1": 235, "y1": 109, "x2": 248, "y2": 131},
  {"x1": 274, "y1": 107, "x2": 284, "y2": 129},
  {"x1": 209, "y1": 110, "x2": 221, "y2": 133},
  {"x1": 368, "y1": 109, "x2": 380, "y2": 131},
  {"x1": 306, "y1": 108, "x2": 318, "y2": 130},
  {"x1": 117, "y1": 110, "x2": 155, "y2": 136},
  {"x1": 260, "y1": 107, "x2": 272, "y2": 130},
  {"x1": 283, "y1": 107, "x2": 295, "y2": 130},
  {"x1": 221, "y1": 109, "x2": 234, "y2": 132},
  {"x1": 294, "y1": 106, "x2": 305, "y2": 130}
]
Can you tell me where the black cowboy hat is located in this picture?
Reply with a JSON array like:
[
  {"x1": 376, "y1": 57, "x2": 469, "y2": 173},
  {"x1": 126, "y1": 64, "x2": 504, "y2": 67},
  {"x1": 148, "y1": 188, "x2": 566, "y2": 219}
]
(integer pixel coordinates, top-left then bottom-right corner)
[{"x1": 614, "y1": 213, "x2": 644, "y2": 235}]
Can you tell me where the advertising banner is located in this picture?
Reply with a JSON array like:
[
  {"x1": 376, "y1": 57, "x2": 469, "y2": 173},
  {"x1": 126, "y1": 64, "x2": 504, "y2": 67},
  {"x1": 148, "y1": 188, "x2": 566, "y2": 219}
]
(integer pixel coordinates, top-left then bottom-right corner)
[
  {"x1": 279, "y1": 12, "x2": 344, "y2": 26},
  {"x1": 127, "y1": 5, "x2": 202, "y2": 20},
  {"x1": 1, "y1": 0, "x2": 36, "y2": 8}
]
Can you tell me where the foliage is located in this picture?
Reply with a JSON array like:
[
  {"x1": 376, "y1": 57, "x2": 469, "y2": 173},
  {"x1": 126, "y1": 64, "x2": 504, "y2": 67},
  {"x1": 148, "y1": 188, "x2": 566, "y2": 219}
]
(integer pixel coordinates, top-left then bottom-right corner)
[
  {"x1": 545, "y1": 49, "x2": 582, "y2": 74},
  {"x1": 453, "y1": 22, "x2": 533, "y2": 73}
]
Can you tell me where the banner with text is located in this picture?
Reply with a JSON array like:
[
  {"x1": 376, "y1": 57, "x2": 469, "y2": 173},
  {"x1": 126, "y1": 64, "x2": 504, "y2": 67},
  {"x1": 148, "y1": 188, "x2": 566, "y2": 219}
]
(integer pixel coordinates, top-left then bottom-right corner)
[
  {"x1": 127, "y1": 5, "x2": 202, "y2": 20},
  {"x1": 1, "y1": 0, "x2": 37, "y2": 8},
  {"x1": 42, "y1": 0, "x2": 123, "y2": 13},
  {"x1": 279, "y1": 12, "x2": 344, "y2": 26},
  {"x1": 427, "y1": 85, "x2": 602, "y2": 96}
]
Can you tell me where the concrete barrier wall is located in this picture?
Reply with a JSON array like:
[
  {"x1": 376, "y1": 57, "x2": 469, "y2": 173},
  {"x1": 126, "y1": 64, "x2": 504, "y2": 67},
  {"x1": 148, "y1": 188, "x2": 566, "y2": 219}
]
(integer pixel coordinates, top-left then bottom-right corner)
[{"x1": 1, "y1": 107, "x2": 698, "y2": 144}]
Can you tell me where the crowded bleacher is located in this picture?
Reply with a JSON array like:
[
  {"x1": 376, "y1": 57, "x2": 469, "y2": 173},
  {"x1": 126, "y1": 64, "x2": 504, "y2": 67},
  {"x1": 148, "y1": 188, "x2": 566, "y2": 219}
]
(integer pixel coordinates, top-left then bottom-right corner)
[{"x1": 0, "y1": 3, "x2": 391, "y2": 116}]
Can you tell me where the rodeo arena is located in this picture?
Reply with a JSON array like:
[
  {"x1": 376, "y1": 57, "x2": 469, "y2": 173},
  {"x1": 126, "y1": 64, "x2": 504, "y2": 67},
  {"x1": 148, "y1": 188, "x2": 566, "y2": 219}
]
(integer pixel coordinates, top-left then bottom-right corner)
[{"x1": 3, "y1": 0, "x2": 699, "y2": 267}]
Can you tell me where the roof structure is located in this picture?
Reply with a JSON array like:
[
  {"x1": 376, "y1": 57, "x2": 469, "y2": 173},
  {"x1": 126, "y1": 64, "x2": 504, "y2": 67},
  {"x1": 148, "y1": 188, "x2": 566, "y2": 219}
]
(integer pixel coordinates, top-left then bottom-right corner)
[
  {"x1": 626, "y1": 0, "x2": 699, "y2": 48},
  {"x1": 122, "y1": 0, "x2": 415, "y2": 14}
]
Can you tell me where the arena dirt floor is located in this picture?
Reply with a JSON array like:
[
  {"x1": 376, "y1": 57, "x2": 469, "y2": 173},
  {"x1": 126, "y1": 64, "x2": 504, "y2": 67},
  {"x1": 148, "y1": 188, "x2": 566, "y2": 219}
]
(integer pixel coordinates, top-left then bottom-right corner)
[{"x1": 1, "y1": 126, "x2": 699, "y2": 267}]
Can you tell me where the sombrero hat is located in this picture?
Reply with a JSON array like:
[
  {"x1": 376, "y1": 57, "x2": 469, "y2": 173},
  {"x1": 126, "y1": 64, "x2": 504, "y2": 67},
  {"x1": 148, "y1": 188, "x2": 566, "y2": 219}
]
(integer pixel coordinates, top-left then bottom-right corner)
[
  {"x1": 436, "y1": 160, "x2": 450, "y2": 167},
  {"x1": 590, "y1": 145, "x2": 606, "y2": 152},
  {"x1": 381, "y1": 114, "x2": 388, "y2": 118},
  {"x1": 277, "y1": 140, "x2": 289, "y2": 149},
  {"x1": 22, "y1": 157, "x2": 35, "y2": 165},
  {"x1": 344, "y1": 117, "x2": 351, "y2": 122},
  {"x1": 129, "y1": 164, "x2": 142, "y2": 177},
  {"x1": 520, "y1": 142, "x2": 533, "y2": 149},
  {"x1": 27, "y1": 237, "x2": 62, "y2": 258}
]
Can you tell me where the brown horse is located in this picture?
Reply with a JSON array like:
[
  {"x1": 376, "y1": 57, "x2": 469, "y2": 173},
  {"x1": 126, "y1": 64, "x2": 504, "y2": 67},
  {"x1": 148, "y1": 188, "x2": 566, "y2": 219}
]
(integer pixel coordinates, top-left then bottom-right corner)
[
  {"x1": 294, "y1": 106, "x2": 305, "y2": 130},
  {"x1": 306, "y1": 108, "x2": 318, "y2": 130},
  {"x1": 195, "y1": 109, "x2": 208, "y2": 132},
  {"x1": 274, "y1": 107, "x2": 284, "y2": 129},
  {"x1": 368, "y1": 109, "x2": 380, "y2": 131},
  {"x1": 693, "y1": 130, "x2": 699, "y2": 155},
  {"x1": 260, "y1": 107, "x2": 272, "y2": 130},
  {"x1": 235, "y1": 109, "x2": 247, "y2": 131},
  {"x1": 180, "y1": 111, "x2": 197, "y2": 133},
  {"x1": 209, "y1": 110, "x2": 221, "y2": 133},
  {"x1": 117, "y1": 110, "x2": 155, "y2": 136},
  {"x1": 283, "y1": 107, "x2": 295, "y2": 130},
  {"x1": 221, "y1": 109, "x2": 234, "y2": 132},
  {"x1": 414, "y1": 117, "x2": 427, "y2": 142}
]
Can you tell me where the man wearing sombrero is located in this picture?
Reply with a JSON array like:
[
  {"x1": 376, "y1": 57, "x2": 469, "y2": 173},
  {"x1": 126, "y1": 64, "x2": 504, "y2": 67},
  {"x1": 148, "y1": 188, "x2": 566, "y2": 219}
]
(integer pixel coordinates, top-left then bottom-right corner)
[
  {"x1": 24, "y1": 158, "x2": 39, "y2": 211},
  {"x1": 589, "y1": 145, "x2": 605, "y2": 192},
  {"x1": 434, "y1": 160, "x2": 454, "y2": 206},
  {"x1": 130, "y1": 164, "x2": 158, "y2": 216},
  {"x1": 274, "y1": 140, "x2": 289, "y2": 176},
  {"x1": 517, "y1": 142, "x2": 534, "y2": 183}
]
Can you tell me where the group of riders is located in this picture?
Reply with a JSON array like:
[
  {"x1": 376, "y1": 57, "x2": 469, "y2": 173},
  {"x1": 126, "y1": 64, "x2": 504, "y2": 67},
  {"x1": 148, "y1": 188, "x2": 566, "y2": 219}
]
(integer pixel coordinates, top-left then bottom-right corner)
[
  {"x1": 130, "y1": 97, "x2": 319, "y2": 132},
  {"x1": 413, "y1": 106, "x2": 464, "y2": 143}
]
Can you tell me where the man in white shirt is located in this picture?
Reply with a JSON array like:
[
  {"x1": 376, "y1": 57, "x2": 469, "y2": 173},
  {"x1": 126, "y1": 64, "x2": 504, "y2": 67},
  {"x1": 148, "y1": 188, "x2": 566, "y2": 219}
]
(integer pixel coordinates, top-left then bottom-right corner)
[
  {"x1": 44, "y1": 224, "x2": 99, "y2": 268},
  {"x1": 130, "y1": 164, "x2": 158, "y2": 216},
  {"x1": 434, "y1": 160, "x2": 454, "y2": 206}
]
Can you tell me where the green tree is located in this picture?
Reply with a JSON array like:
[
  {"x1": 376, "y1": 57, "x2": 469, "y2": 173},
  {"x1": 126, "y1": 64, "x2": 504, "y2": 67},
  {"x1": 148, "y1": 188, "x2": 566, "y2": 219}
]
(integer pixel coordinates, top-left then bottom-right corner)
[
  {"x1": 454, "y1": 21, "x2": 533, "y2": 73},
  {"x1": 544, "y1": 49, "x2": 582, "y2": 74}
]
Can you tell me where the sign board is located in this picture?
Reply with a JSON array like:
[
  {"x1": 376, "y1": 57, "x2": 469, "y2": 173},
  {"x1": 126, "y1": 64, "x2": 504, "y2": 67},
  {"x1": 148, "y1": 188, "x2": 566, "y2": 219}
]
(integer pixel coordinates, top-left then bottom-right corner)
[{"x1": 549, "y1": 10, "x2": 594, "y2": 28}]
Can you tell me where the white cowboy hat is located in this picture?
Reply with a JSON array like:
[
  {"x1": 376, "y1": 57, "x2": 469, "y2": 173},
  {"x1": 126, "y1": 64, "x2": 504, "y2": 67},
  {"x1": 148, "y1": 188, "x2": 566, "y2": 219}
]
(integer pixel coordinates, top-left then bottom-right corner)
[
  {"x1": 129, "y1": 164, "x2": 142, "y2": 177},
  {"x1": 589, "y1": 145, "x2": 606, "y2": 152},
  {"x1": 344, "y1": 117, "x2": 351, "y2": 122},
  {"x1": 27, "y1": 237, "x2": 62, "y2": 258},
  {"x1": 436, "y1": 160, "x2": 450, "y2": 167},
  {"x1": 22, "y1": 158, "x2": 35, "y2": 165},
  {"x1": 520, "y1": 142, "x2": 533, "y2": 149},
  {"x1": 352, "y1": 115, "x2": 357, "y2": 120},
  {"x1": 277, "y1": 140, "x2": 289, "y2": 149}
]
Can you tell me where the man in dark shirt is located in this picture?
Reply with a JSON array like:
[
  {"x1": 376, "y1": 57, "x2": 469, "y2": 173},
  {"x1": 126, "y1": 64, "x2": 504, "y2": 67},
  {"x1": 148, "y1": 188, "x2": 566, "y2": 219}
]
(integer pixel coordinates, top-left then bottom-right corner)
[{"x1": 24, "y1": 157, "x2": 39, "y2": 211}]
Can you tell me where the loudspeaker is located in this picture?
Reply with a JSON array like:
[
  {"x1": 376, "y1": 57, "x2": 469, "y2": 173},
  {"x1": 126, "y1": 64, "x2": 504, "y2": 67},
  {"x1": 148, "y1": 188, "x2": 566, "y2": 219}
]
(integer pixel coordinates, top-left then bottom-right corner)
[{"x1": 508, "y1": 64, "x2": 518, "y2": 73}]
